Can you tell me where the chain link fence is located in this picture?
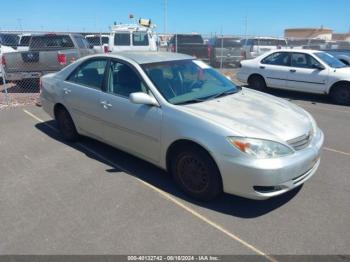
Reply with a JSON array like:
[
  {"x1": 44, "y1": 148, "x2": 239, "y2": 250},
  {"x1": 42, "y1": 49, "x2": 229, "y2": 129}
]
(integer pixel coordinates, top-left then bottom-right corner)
[{"x1": 1, "y1": 30, "x2": 350, "y2": 108}]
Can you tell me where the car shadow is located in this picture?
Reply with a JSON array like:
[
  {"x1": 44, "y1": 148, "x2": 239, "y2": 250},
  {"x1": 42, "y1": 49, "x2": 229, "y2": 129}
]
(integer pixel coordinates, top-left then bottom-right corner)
[{"x1": 35, "y1": 121, "x2": 302, "y2": 219}]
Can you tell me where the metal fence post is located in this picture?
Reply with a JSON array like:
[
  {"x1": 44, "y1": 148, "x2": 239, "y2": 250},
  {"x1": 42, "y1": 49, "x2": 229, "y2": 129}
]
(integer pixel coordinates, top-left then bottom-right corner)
[{"x1": 0, "y1": 63, "x2": 9, "y2": 106}]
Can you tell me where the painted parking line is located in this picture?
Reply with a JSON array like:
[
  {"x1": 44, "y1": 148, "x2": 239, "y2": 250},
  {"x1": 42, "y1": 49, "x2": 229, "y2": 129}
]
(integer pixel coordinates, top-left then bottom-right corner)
[
  {"x1": 23, "y1": 108, "x2": 277, "y2": 261},
  {"x1": 324, "y1": 147, "x2": 350, "y2": 157}
]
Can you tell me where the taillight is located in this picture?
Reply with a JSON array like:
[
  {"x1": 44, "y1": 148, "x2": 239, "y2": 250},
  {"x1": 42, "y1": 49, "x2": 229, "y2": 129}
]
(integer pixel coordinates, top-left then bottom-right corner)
[
  {"x1": 208, "y1": 46, "x2": 212, "y2": 58},
  {"x1": 171, "y1": 45, "x2": 176, "y2": 52},
  {"x1": 104, "y1": 45, "x2": 109, "y2": 53},
  {"x1": 39, "y1": 77, "x2": 43, "y2": 91},
  {"x1": 0, "y1": 55, "x2": 6, "y2": 66},
  {"x1": 57, "y1": 54, "x2": 66, "y2": 65}
]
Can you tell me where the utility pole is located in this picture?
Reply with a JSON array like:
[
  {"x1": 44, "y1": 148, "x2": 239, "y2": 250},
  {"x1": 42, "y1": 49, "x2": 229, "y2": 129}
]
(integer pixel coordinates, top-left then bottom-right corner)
[{"x1": 164, "y1": 0, "x2": 168, "y2": 34}]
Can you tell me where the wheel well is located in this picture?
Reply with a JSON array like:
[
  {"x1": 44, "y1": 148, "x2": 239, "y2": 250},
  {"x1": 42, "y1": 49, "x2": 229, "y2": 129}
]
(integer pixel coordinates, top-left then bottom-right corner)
[
  {"x1": 329, "y1": 81, "x2": 350, "y2": 94},
  {"x1": 166, "y1": 139, "x2": 219, "y2": 173},
  {"x1": 53, "y1": 103, "x2": 67, "y2": 120},
  {"x1": 248, "y1": 74, "x2": 265, "y2": 85}
]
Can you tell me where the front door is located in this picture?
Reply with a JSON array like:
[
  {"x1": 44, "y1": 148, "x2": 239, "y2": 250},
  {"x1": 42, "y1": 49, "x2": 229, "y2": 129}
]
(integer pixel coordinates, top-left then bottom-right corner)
[
  {"x1": 99, "y1": 60, "x2": 162, "y2": 163},
  {"x1": 286, "y1": 52, "x2": 328, "y2": 93}
]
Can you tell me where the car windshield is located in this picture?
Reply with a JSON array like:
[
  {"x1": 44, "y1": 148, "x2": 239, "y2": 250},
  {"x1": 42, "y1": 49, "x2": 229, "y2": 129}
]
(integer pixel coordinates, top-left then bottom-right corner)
[
  {"x1": 315, "y1": 52, "x2": 347, "y2": 68},
  {"x1": 142, "y1": 59, "x2": 239, "y2": 105}
]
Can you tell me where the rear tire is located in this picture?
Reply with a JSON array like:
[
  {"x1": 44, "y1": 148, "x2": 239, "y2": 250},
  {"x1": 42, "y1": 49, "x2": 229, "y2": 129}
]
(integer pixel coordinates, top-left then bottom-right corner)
[
  {"x1": 56, "y1": 107, "x2": 79, "y2": 142},
  {"x1": 171, "y1": 145, "x2": 223, "y2": 201},
  {"x1": 248, "y1": 75, "x2": 267, "y2": 91},
  {"x1": 330, "y1": 84, "x2": 350, "y2": 105}
]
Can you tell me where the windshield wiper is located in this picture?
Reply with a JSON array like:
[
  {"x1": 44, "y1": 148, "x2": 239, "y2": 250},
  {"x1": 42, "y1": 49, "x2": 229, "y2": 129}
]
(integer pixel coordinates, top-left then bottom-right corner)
[
  {"x1": 174, "y1": 98, "x2": 206, "y2": 105},
  {"x1": 206, "y1": 89, "x2": 239, "y2": 100}
]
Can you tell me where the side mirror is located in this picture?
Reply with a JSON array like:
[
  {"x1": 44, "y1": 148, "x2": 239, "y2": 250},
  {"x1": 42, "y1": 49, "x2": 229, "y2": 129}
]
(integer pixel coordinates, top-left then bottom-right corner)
[
  {"x1": 129, "y1": 92, "x2": 159, "y2": 107},
  {"x1": 314, "y1": 64, "x2": 325, "y2": 70}
]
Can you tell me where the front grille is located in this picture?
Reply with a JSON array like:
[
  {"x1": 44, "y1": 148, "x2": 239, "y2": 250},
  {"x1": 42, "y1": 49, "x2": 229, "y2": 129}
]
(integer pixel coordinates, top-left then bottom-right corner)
[{"x1": 287, "y1": 131, "x2": 312, "y2": 151}]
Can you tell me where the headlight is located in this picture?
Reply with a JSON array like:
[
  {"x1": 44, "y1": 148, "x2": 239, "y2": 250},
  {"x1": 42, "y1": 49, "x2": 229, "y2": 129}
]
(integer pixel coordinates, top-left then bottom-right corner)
[{"x1": 227, "y1": 137, "x2": 294, "y2": 159}]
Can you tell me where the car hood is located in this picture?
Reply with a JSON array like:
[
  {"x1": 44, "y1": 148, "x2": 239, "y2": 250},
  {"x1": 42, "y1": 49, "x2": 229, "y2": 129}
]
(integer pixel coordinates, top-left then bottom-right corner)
[{"x1": 181, "y1": 88, "x2": 312, "y2": 142}]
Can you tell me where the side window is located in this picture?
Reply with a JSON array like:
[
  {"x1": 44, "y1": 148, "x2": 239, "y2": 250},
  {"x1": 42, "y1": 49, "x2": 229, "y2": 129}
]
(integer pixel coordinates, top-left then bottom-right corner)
[
  {"x1": 132, "y1": 32, "x2": 149, "y2": 46},
  {"x1": 67, "y1": 59, "x2": 108, "y2": 89},
  {"x1": 107, "y1": 60, "x2": 146, "y2": 97},
  {"x1": 73, "y1": 36, "x2": 88, "y2": 49},
  {"x1": 261, "y1": 52, "x2": 290, "y2": 66},
  {"x1": 291, "y1": 53, "x2": 322, "y2": 69},
  {"x1": 114, "y1": 33, "x2": 130, "y2": 46}
]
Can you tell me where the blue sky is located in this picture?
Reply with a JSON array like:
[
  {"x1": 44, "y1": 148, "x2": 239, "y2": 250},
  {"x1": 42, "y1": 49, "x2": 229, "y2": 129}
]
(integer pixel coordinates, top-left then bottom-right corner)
[{"x1": 0, "y1": 0, "x2": 349, "y2": 36}]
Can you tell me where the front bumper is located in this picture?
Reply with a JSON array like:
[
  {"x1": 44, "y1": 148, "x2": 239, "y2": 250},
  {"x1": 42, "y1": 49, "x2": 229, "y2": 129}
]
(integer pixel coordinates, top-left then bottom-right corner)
[{"x1": 218, "y1": 128, "x2": 324, "y2": 200}]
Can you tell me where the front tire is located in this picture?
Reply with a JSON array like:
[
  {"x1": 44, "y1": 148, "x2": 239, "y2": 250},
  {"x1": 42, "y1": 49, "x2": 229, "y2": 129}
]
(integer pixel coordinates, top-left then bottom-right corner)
[
  {"x1": 248, "y1": 75, "x2": 267, "y2": 91},
  {"x1": 330, "y1": 84, "x2": 350, "y2": 105},
  {"x1": 171, "y1": 146, "x2": 223, "y2": 201},
  {"x1": 56, "y1": 108, "x2": 79, "y2": 142}
]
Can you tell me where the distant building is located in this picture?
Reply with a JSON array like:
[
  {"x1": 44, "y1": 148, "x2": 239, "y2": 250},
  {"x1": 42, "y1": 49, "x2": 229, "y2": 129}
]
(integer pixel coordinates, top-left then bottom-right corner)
[
  {"x1": 284, "y1": 27, "x2": 333, "y2": 40},
  {"x1": 332, "y1": 33, "x2": 350, "y2": 41}
]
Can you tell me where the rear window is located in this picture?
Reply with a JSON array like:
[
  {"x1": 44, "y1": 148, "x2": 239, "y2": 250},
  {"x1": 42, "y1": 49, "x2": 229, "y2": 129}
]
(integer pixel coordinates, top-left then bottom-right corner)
[
  {"x1": 19, "y1": 36, "x2": 31, "y2": 46},
  {"x1": 114, "y1": 33, "x2": 130, "y2": 46},
  {"x1": 253, "y1": 39, "x2": 287, "y2": 46},
  {"x1": 215, "y1": 38, "x2": 241, "y2": 48},
  {"x1": 174, "y1": 35, "x2": 204, "y2": 44},
  {"x1": 0, "y1": 34, "x2": 19, "y2": 46},
  {"x1": 86, "y1": 36, "x2": 109, "y2": 45},
  {"x1": 132, "y1": 32, "x2": 149, "y2": 46},
  {"x1": 30, "y1": 35, "x2": 74, "y2": 49}
]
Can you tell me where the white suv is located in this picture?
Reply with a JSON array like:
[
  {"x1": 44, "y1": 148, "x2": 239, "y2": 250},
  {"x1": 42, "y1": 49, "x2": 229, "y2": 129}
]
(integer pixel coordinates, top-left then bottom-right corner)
[
  {"x1": 108, "y1": 24, "x2": 157, "y2": 53},
  {"x1": 237, "y1": 49, "x2": 350, "y2": 105}
]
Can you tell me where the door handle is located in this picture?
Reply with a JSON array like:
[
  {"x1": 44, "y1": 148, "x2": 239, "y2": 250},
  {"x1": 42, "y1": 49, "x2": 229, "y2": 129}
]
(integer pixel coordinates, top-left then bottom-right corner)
[
  {"x1": 63, "y1": 88, "x2": 71, "y2": 94},
  {"x1": 100, "y1": 101, "x2": 112, "y2": 109},
  {"x1": 259, "y1": 66, "x2": 265, "y2": 69},
  {"x1": 290, "y1": 69, "x2": 296, "y2": 73}
]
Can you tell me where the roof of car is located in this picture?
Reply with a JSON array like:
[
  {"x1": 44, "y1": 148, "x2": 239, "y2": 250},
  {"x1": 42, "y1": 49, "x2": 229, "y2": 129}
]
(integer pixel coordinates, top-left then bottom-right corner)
[
  {"x1": 269, "y1": 49, "x2": 323, "y2": 54},
  {"x1": 108, "y1": 51, "x2": 194, "y2": 64}
]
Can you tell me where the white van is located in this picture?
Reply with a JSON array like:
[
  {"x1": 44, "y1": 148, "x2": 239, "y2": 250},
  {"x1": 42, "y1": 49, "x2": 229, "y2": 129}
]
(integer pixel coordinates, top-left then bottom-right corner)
[
  {"x1": 108, "y1": 22, "x2": 157, "y2": 53},
  {"x1": 241, "y1": 37, "x2": 287, "y2": 59}
]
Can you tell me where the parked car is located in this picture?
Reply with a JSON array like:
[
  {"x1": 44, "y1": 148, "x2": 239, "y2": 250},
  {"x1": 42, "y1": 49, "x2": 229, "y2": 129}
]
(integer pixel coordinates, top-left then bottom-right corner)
[
  {"x1": 237, "y1": 49, "x2": 350, "y2": 105},
  {"x1": 85, "y1": 34, "x2": 109, "y2": 53},
  {"x1": 109, "y1": 23, "x2": 157, "y2": 52},
  {"x1": 324, "y1": 50, "x2": 350, "y2": 66},
  {"x1": 208, "y1": 36, "x2": 244, "y2": 67},
  {"x1": 0, "y1": 33, "x2": 19, "y2": 83},
  {"x1": 168, "y1": 34, "x2": 209, "y2": 62},
  {"x1": 241, "y1": 37, "x2": 287, "y2": 59},
  {"x1": 40, "y1": 52, "x2": 323, "y2": 201},
  {"x1": 2, "y1": 33, "x2": 94, "y2": 85}
]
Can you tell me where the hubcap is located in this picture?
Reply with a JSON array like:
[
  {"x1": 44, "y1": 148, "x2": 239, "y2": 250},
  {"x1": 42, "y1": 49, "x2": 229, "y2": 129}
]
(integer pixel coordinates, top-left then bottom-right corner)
[{"x1": 177, "y1": 155, "x2": 209, "y2": 194}]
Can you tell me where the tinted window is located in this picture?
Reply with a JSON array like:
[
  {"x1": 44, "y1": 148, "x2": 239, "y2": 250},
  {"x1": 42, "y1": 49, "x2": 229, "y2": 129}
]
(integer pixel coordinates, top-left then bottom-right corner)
[
  {"x1": 132, "y1": 32, "x2": 149, "y2": 46},
  {"x1": 172, "y1": 35, "x2": 204, "y2": 44},
  {"x1": 67, "y1": 59, "x2": 108, "y2": 89},
  {"x1": 107, "y1": 61, "x2": 145, "y2": 97},
  {"x1": 291, "y1": 53, "x2": 323, "y2": 69},
  {"x1": 30, "y1": 35, "x2": 74, "y2": 50},
  {"x1": 114, "y1": 33, "x2": 130, "y2": 46},
  {"x1": 215, "y1": 38, "x2": 241, "y2": 48},
  {"x1": 0, "y1": 34, "x2": 19, "y2": 46},
  {"x1": 262, "y1": 52, "x2": 290, "y2": 66},
  {"x1": 19, "y1": 36, "x2": 31, "y2": 46}
]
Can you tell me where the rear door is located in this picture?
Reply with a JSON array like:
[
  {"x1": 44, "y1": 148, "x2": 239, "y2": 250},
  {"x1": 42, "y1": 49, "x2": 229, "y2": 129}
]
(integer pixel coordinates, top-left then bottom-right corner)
[
  {"x1": 286, "y1": 52, "x2": 328, "y2": 93},
  {"x1": 258, "y1": 52, "x2": 291, "y2": 89},
  {"x1": 62, "y1": 58, "x2": 109, "y2": 138}
]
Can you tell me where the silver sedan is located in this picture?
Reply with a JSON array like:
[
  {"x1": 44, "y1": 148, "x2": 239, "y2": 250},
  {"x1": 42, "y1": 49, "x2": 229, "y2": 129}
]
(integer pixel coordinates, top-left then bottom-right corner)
[{"x1": 40, "y1": 52, "x2": 324, "y2": 200}]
